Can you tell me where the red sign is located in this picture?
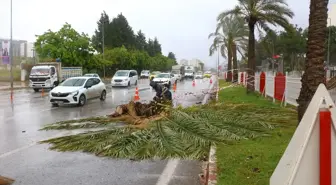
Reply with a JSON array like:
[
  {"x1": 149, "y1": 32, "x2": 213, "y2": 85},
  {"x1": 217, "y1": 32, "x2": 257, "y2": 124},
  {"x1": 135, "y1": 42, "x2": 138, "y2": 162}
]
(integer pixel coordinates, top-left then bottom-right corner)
[{"x1": 273, "y1": 55, "x2": 281, "y2": 59}]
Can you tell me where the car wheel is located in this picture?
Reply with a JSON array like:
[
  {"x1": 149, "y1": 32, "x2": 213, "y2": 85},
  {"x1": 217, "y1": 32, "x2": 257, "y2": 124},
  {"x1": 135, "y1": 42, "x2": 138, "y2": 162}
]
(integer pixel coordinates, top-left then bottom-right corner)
[
  {"x1": 100, "y1": 90, "x2": 106, "y2": 101},
  {"x1": 135, "y1": 80, "x2": 138, "y2": 86},
  {"x1": 168, "y1": 82, "x2": 171, "y2": 88},
  {"x1": 78, "y1": 94, "x2": 86, "y2": 106}
]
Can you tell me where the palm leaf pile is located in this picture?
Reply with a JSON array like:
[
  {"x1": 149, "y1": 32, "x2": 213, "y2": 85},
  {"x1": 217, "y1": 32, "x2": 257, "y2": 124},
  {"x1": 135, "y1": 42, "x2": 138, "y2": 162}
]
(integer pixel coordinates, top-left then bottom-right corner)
[{"x1": 39, "y1": 101, "x2": 290, "y2": 160}]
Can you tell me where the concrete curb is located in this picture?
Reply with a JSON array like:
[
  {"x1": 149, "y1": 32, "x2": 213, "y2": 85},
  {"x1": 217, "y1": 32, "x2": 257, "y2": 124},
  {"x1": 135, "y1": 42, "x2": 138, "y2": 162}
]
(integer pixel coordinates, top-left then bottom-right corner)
[{"x1": 199, "y1": 75, "x2": 218, "y2": 185}]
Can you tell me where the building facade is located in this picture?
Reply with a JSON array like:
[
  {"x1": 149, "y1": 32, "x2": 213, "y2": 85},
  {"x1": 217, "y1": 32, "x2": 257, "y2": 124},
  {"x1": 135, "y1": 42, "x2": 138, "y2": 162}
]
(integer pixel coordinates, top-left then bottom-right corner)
[
  {"x1": 329, "y1": 4, "x2": 336, "y2": 26},
  {"x1": 0, "y1": 38, "x2": 34, "y2": 58}
]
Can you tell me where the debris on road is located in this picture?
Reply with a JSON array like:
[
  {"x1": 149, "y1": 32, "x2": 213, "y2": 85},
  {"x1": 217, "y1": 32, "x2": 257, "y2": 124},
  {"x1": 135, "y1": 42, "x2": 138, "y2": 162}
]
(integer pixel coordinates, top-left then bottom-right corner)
[{"x1": 108, "y1": 100, "x2": 170, "y2": 126}]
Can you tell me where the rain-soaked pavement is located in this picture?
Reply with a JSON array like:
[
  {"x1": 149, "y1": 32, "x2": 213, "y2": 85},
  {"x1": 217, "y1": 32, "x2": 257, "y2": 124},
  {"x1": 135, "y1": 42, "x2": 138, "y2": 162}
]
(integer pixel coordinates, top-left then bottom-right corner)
[{"x1": 0, "y1": 77, "x2": 213, "y2": 185}]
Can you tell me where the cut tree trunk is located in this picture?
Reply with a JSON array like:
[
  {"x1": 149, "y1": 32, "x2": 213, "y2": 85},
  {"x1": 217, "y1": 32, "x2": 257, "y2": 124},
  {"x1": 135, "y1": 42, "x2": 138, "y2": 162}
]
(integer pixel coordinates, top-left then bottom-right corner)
[
  {"x1": 246, "y1": 21, "x2": 256, "y2": 93},
  {"x1": 109, "y1": 100, "x2": 168, "y2": 125},
  {"x1": 297, "y1": 0, "x2": 328, "y2": 122}
]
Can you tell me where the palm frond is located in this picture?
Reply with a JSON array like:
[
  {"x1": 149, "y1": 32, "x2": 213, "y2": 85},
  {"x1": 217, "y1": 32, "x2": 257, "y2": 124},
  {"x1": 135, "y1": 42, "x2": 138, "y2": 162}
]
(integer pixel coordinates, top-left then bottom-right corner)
[
  {"x1": 217, "y1": 6, "x2": 243, "y2": 22},
  {"x1": 40, "y1": 100, "x2": 278, "y2": 160}
]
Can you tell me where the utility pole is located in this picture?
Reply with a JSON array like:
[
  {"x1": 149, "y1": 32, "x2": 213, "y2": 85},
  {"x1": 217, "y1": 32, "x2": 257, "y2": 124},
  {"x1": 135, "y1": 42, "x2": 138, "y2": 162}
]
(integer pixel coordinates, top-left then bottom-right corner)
[
  {"x1": 102, "y1": 21, "x2": 105, "y2": 80},
  {"x1": 10, "y1": 0, "x2": 13, "y2": 89}
]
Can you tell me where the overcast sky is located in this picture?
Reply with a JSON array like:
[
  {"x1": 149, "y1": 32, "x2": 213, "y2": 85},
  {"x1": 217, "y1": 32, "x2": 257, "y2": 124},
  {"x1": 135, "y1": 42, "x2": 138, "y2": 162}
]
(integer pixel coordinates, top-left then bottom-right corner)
[{"x1": 0, "y1": 0, "x2": 334, "y2": 68}]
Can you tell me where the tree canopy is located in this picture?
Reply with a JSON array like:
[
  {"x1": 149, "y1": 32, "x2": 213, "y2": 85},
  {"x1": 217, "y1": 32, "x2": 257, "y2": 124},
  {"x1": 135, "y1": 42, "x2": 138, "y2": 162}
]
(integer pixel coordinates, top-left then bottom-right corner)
[
  {"x1": 35, "y1": 12, "x2": 176, "y2": 76},
  {"x1": 34, "y1": 23, "x2": 95, "y2": 67}
]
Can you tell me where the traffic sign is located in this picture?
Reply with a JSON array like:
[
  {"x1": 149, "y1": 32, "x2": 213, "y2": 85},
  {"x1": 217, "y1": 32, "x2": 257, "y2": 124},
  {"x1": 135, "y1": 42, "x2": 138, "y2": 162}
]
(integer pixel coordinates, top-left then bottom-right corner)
[{"x1": 270, "y1": 84, "x2": 336, "y2": 185}]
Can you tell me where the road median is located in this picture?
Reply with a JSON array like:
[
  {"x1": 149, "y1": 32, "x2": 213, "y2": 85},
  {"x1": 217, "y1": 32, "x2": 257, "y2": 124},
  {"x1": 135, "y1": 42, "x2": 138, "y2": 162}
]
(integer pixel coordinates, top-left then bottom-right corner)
[{"x1": 214, "y1": 84, "x2": 297, "y2": 185}]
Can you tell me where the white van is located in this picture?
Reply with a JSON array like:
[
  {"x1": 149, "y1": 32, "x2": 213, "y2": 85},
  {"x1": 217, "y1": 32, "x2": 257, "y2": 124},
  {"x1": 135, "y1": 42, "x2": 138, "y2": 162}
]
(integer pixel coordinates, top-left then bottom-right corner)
[{"x1": 111, "y1": 70, "x2": 138, "y2": 87}]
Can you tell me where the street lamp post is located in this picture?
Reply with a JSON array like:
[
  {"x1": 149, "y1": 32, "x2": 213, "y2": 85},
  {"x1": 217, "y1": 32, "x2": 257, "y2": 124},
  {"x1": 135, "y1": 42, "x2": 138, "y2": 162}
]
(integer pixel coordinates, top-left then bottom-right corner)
[
  {"x1": 9, "y1": 0, "x2": 13, "y2": 89},
  {"x1": 102, "y1": 21, "x2": 105, "y2": 80},
  {"x1": 327, "y1": 18, "x2": 331, "y2": 66}
]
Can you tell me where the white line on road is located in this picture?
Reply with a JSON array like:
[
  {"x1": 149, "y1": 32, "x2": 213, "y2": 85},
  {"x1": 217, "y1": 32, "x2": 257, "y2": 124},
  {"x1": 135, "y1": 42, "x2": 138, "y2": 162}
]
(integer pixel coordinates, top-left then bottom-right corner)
[
  {"x1": 0, "y1": 132, "x2": 69, "y2": 159},
  {"x1": 0, "y1": 142, "x2": 36, "y2": 159},
  {"x1": 155, "y1": 159, "x2": 179, "y2": 185}
]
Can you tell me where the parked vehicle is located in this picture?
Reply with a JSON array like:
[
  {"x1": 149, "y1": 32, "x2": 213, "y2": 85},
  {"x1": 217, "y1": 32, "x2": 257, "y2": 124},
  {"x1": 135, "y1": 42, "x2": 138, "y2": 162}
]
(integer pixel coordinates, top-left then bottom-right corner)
[
  {"x1": 184, "y1": 65, "x2": 195, "y2": 79},
  {"x1": 29, "y1": 62, "x2": 82, "y2": 92},
  {"x1": 140, "y1": 70, "x2": 150, "y2": 79},
  {"x1": 172, "y1": 65, "x2": 185, "y2": 81},
  {"x1": 195, "y1": 71, "x2": 203, "y2": 79},
  {"x1": 150, "y1": 71, "x2": 161, "y2": 81},
  {"x1": 49, "y1": 76, "x2": 106, "y2": 107},
  {"x1": 152, "y1": 73, "x2": 177, "y2": 88},
  {"x1": 83, "y1": 73, "x2": 101, "y2": 79},
  {"x1": 203, "y1": 71, "x2": 212, "y2": 78},
  {"x1": 111, "y1": 70, "x2": 138, "y2": 87}
]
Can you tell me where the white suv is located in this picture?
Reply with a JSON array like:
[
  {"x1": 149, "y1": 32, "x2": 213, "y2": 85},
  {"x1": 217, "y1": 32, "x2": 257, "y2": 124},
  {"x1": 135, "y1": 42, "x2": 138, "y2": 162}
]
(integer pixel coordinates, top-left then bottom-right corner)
[
  {"x1": 111, "y1": 70, "x2": 138, "y2": 87},
  {"x1": 140, "y1": 70, "x2": 150, "y2": 79},
  {"x1": 152, "y1": 73, "x2": 177, "y2": 88}
]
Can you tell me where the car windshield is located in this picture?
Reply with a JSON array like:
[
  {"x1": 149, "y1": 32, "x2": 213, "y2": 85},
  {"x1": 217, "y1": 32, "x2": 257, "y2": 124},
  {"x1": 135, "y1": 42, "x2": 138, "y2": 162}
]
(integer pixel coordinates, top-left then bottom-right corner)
[
  {"x1": 141, "y1": 71, "x2": 149, "y2": 74},
  {"x1": 60, "y1": 78, "x2": 86, "y2": 86},
  {"x1": 156, "y1": 74, "x2": 170, "y2": 78},
  {"x1": 197, "y1": 72, "x2": 202, "y2": 75},
  {"x1": 115, "y1": 71, "x2": 129, "y2": 77},
  {"x1": 186, "y1": 70, "x2": 193, "y2": 73},
  {"x1": 31, "y1": 68, "x2": 50, "y2": 75},
  {"x1": 152, "y1": 71, "x2": 160, "y2": 75}
]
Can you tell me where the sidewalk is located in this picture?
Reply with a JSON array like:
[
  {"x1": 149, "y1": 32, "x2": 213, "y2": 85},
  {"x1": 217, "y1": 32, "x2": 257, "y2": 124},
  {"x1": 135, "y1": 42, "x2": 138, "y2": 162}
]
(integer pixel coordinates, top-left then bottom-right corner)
[{"x1": 0, "y1": 81, "x2": 28, "y2": 90}]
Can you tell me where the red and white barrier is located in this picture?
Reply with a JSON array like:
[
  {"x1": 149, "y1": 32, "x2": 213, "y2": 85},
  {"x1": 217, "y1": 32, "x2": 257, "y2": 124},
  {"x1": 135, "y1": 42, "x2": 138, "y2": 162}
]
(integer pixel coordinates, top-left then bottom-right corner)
[{"x1": 270, "y1": 84, "x2": 335, "y2": 185}]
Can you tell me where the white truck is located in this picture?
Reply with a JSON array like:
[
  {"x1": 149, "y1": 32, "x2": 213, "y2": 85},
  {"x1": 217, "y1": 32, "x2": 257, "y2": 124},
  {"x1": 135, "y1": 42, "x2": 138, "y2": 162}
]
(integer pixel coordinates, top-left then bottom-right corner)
[
  {"x1": 171, "y1": 65, "x2": 185, "y2": 81},
  {"x1": 184, "y1": 65, "x2": 195, "y2": 79},
  {"x1": 29, "y1": 62, "x2": 83, "y2": 92}
]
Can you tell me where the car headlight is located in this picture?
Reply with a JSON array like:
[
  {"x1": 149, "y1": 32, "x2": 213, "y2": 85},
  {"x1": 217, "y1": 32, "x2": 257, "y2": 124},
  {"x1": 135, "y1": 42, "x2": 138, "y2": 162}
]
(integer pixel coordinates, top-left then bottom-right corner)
[
  {"x1": 45, "y1": 79, "x2": 51, "y2": 84},
  {"x1": 72, "y1": 91, "x2": 79, "y2": 96},
  {"x1": 123, "y1": 79, "x2": 128, "y2": 81}
]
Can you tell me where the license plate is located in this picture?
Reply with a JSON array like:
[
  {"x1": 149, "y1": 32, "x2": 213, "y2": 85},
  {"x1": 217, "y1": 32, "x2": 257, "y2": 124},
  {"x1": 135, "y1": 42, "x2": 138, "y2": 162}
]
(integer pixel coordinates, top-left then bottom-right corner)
[
  {"x1": 55, "y1": 101, "x2": 63, "y2": 104},
  {"x1": 115, "y1": 82, "x2": 121, "y2": 85}
]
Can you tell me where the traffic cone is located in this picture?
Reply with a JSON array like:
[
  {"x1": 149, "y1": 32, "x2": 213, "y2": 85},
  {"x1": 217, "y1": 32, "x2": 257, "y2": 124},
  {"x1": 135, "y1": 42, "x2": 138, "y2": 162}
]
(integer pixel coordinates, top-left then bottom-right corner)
[
  {"x1": 134, "y1": 87, "x2": 140, "y2": 101},
  {"x1": 192, "y1": 80, "x2": 195, "y2": 87},
  {"x1": 10, "y1": 89, "x2": 13, "y2": 102},
  {"x1": 41, "y1": 88, "x2": 44, "y2": 97},
  {"x1": 173, "y1": 82, "x2": 177, "y2": 92},
  {"x1": 210, "y1": 78, "x2": 213, "y2": 84}
]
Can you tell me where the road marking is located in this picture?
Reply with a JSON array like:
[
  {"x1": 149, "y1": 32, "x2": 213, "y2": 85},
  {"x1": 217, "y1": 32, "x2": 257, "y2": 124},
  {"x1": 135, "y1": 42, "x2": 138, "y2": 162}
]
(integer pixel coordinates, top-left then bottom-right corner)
[
  {"x1": 155, "y1": 159, "x2": 179, "y2": 185},
  {"x1": 0, "y1": 142, "x2": 36, "y2": 159},
  {"x1": 0, "y1": 132, "x2": 67, "y2": 159}
]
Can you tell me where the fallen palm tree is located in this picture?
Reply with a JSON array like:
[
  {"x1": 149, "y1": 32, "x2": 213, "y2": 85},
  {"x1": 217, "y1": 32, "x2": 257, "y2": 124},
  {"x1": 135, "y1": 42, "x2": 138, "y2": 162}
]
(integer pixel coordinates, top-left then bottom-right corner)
[{"x1": 39, "y1": 98, "x2": 284, "y2": 160}]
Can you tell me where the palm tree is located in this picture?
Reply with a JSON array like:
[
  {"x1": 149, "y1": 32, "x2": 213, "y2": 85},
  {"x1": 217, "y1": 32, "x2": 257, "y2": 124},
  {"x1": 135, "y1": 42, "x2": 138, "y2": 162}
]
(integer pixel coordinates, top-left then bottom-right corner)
[
  {"x1": 209, "y1": 15, "x2": 248, "y2": 82},
  {"x1": 297, "y1": 0, "x2": 329, "y2": 122},
  {"x1": 217, "y1": 0, "x2": 294, "y2": 92}
]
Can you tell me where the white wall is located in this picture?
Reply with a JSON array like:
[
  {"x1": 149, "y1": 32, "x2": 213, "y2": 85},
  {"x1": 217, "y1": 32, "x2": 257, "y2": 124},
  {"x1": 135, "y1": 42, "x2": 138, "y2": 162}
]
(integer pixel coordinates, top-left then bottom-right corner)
[{"x1": 26, "y1": 42, "x2": 34, "y2": 58}]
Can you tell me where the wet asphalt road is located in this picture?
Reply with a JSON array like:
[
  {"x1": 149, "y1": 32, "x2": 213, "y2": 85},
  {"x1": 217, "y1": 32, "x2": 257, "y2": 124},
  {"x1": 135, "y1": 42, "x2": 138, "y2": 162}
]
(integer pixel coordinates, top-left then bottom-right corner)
[{"x1": 0, "y1": 78, "x2": 213, "y2": 185}]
